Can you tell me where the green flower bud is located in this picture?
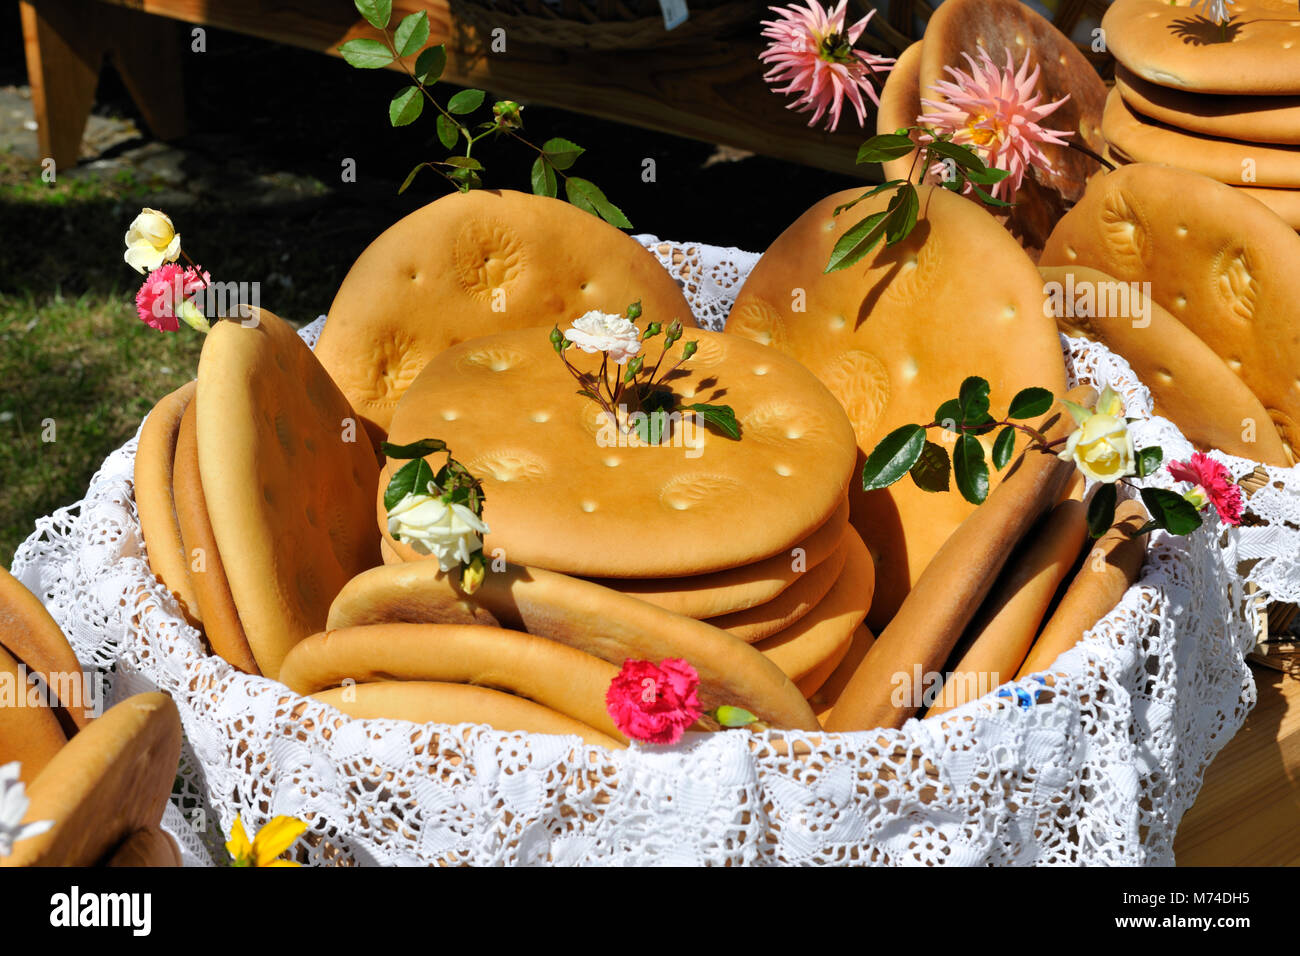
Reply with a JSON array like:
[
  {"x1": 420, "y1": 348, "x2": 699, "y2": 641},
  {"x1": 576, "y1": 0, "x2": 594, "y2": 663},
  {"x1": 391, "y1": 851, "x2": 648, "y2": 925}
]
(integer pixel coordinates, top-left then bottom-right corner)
[
  {"x1": 625, "y1": 300, "x2": 642, "y2": 320},
  {"x1": 641, "y1": 321, "x2": 662, "y2": 340},
  {"x1": 623, "y1": 355, "x2": 643, "y2": 382},
  {"x1": 681, "y1": 340, "x2": 698, "y2": 361},
  {"x1": 492, "y1": 100, "x2": 523, "y2": 129}
]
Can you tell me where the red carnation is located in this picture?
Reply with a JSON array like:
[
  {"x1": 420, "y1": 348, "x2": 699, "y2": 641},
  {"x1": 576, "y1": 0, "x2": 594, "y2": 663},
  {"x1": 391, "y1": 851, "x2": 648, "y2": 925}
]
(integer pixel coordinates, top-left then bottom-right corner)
[
  {"x1": 605, "y1": 658, "x2": 702, "y2": 745},
  {"x1": 134, "y1": 263, "x2": 209, "y2": 332},
  {"x1": 1168, "y1": 452, "x2": 1244, "y2": 526}
]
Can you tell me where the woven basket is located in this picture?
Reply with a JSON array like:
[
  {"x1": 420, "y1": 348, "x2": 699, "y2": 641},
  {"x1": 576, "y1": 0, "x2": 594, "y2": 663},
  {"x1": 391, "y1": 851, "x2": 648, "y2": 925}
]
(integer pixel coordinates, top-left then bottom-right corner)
[
  {"x1": 448, "y1": 0, "x2": 764, "y2": 49},
  {"x1": 854, "y1": 0, "x2": 1115, "y2": 76}
]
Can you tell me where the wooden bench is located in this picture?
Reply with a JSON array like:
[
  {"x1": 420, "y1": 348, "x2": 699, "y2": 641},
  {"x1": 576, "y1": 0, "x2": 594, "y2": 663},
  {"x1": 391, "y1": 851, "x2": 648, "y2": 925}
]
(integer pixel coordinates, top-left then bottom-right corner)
[{"x1": 19, "y1": 0, "x2": 870, "y2": 172}]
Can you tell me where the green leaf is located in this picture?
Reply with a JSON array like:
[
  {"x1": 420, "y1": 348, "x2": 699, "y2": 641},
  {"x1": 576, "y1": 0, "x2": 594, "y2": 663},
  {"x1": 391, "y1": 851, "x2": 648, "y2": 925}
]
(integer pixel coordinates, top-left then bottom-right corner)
[
  {"x1": 825, "y1": 210, "x2": 889, "y2": 274},
  {"x1": 414, "y1": 44, "x2": 446, "y2": 83},
  {"x1": 862, "y1": 424, "x2": 927, "y2": 492},
  {"x1": 909, "y1": 440, "x2": 951, "y2": 493},
  {"x1": 530, "y1": 156, "x2": 557, "y2": 198},
  {"x1": 1086, "y1": 483, "x2": 1118, "y2": 538},
  {"x1": 934, "y1": 398, "x2": 963, "y2": 432},
  {"x1": 953, "y1": 433, "x2": 990, "y2": 505},
  {"x1": 338, "y1": 38, "x2": 393, "y2": 69},
  {"x1": 393, "y1": 10, "x2": 430, "y2": 57},
  {"x1": 448, "y1": 88, "x2": 486, "y2": 115},
  {"x1": 1007, "y1": 386, "x2": 1054, "y2": 420},
  {"x1": 925, "y1": 139, "x2": 986, "y2": 171},
  {"x1": 436, "y1": 113, "x2": 459, "y2": 149},
  {"x1": 397, "y1": 163, "x2": 427, "y2": 194},
  {"x1": 389, "y1": 86, "x2": 423, "y2": 126},
  {"x1": 685, "y1": 403, "x2": 740, "y2": 440},
  {"x1": 958, "y1": 376, "x2": 991, "y2": 424},
  {"x1": 634, "y1": 408, "x2": 670, "y2": 445},
  {"x1": 832, "y1": 181, "x2": 905, "y2": 217},
  {"x1": 1136, "y1": 445, "x2": 1163, "y2": 479},
  {"x1": 354, "y1": 0, "x2": 392, "y2": 29},
  {"x1": 968, "y1": 179, "x2": 1013, "y2": 208},
  {"x1": 964, "y1": 164, "x2": 1012, "y2": 186},
  {"x1": 384, "y1": 457, "x2": 437, "y2": 512},
  {"x1": 1140, "y1": 487, "x2": 1203, "y2": 536},
  {"x1": 714, "y1": 705, "x2": 758, "y2": 728},
  {"x1": 856, "y1": 133, "x2": 916, "y2": 164},
  {"x1": 565, "y1": 177, "x2": 632, "y2": 229},
  {"x1": 884, "y1": 183, "x2": 919, "y2": 246},
  {"x1": 991, "y1": 425, "x2": 1016, "y2": 470},
  {"x1": 443, "y1": 155, "x2": 483, "y2": 170},
  {"x1": 541, "y1": 137, "x2": 585, "y2": 171},
  {"x1": 381, "y1": 438, "x2": 448, "y2": 459}
]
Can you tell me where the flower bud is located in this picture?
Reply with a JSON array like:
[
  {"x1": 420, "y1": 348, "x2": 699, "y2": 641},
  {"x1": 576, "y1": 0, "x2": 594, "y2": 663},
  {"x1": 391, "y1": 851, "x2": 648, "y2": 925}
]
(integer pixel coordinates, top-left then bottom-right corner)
[
  {"x1": 665, "y1": 319, "x2": 683, "y2": 345},
  {"x1": 681, "y1": 340, "x2": 698, "y2": 361},
  {"x1": 492, "y1": 100, "x2": 523, "y2": 129},
  {"x1": 549, "y1": 325, "x2": 563, "y2": 353},
  {"x1": 623, "y1": 355, "x2": 644, "y2": 382},
  {"x1": 460, "y1": 552, "x2": 486, "y2": 595},
  {"x1": 625, "y1": 300, "x2": 642, "y2": 320},
  {"x1": 641, "y1": 322, "x2": 662, "y2": 340}
]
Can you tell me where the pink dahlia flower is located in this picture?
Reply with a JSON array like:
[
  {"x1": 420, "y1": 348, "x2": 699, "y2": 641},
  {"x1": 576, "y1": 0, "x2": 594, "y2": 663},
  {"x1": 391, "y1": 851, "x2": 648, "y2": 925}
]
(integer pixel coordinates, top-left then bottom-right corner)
[
  {"x1": 134, "y1": 263, "x2": 209, "y2": 332},
  {"x1": 1167, "y1": 452, "x2": 1244, "y2": 526},
  {"x1": 759, "y1": 0, "x2": 894, "y2": 133},
  {"x1": 917, "y1": 46, "x2": 1072, "y2": 200},
  {"x1": 605, "y1": 658, "x2": 703, "y2": 745}
]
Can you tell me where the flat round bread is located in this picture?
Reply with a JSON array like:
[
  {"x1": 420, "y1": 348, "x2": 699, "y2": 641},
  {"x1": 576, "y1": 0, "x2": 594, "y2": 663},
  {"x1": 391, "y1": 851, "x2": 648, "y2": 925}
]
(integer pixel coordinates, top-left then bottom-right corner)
[
  {"x1": 879, "y1": 41, "x2": 925, "y2": 183},
  {"x1": 1103, "y1": 89, "x2": 1300, "y2": 188},
  {"x1": 1102, "y1": 0, "x2": 1300, "y2": 95},
  {"x1": 920, "y1": 0, "x2": 1109, "y2": 247},
  {"x1": 326, "y1": 560, "x2": 820, "y2": 730},
  {"x1": 2, "y1": 692, "x2": 181, "y2": 867},
  {"x1": 311, "y1": 681, "x2": 623, "y2": 750},
  {"x1": 173, "y1": 402, "x2": 260, "y2": 674},
  {"x1": 1016, "y1": 498, "x2": 1149, "y2": 676},
  {"x1": 315, "y1": 188, "x2": 695, "y2": 442},
  {"x1": 708, "y1": 528, "x2": 851, "y2": 643},
  {"x1": 0, "y1": 566, "x2": 91, "y2": 734},
  {"x1": 383, "y1": 327, "x2": 858, "y2": 578},
  {"x1": 592, "y1": 495, "x2": 849, "y2": 619},
  {"x1": 280, "y1": 623, "x2": 624, "y2": 742},
  {"x1": 103, "y1": 826, "x2": 183, "y2": 867},
  {"x1": 727, "y1": 185, "x2": 1068, "y2": 629},
  {"x1": 1040, "y1": 264, "x2": 1289, "y2": 464},
  {"x1": 824, "y1": 391, "x2": 1085, "y2": 731},
  {"x1": 808, "y1": 622, "x2": 875, "y2": 725},
  {"x1": 134, "y1": 381, "x2": 201, "y2": 626},
  {"x1": 196, "y1": 308, "x2": 382, "y2": 680},
  {"x1": 927, "y1": 499, "x2": 1087, "y2": 717},
  {"x1": 1115, "y1": 64, "x2": 1300, "y2": 146},
  {"x1": 755, "y1": 526, "x2": 872, "y2": 692},
  {"x1": 1040, "y1": 163, "x2": 1300, "y2": 457},
  {"x1": 0, "y1": 642, "x2": 66, "y2": 786},
  {"x1": 1237, "y1": 185, "x2": 1300, "y2": 229}
]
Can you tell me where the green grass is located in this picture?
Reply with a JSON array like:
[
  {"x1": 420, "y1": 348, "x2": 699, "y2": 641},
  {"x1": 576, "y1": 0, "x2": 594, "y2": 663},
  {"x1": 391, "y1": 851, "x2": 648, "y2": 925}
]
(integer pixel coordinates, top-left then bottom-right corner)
[{"x1": 0, "y1": 144, "x2": 395, "y2": 567}]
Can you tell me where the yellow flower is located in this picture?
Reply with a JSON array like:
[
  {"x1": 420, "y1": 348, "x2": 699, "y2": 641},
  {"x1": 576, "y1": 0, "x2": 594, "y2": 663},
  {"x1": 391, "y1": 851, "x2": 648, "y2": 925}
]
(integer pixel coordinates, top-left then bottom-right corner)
[
  {"x1": 123, "y1": 208, "x2": 181, "y2": 274},
  {"x1": 226, "y1": 815, "x2": 308, "y2": 867},
  {"x1": 1057, "y1": 385, "x2": 1135, "y2": 484}
]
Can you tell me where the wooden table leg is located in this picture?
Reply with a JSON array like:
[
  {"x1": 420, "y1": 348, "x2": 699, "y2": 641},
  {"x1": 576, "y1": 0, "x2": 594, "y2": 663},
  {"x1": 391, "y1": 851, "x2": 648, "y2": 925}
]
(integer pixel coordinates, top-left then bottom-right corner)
[{"x1": 21, "y1": 0, "x2": 186, "y2": 170}]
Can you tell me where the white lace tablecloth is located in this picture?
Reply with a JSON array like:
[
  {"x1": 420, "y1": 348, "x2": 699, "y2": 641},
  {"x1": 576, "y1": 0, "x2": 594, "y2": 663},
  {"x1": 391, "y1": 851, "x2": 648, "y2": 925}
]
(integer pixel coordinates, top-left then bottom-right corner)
[{"x1": 11, "y1": 236, "x2": 1298, "y2": 867}]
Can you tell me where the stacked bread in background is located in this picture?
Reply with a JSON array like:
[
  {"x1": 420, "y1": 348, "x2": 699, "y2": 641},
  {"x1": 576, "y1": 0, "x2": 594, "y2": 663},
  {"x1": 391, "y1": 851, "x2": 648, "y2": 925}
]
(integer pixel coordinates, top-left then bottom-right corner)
[
  {"x1": 1102, "y1": 0, "x2": 1300, "y2": 230},
  {"x1": 0, "y1": 567, "x2": 183, "y2": 866}
]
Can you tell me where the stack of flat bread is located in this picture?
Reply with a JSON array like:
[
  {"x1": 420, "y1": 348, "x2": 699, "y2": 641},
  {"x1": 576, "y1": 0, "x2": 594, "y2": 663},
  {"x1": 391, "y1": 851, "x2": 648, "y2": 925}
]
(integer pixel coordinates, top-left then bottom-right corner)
[
  {"x1": 874, "y1": 0, "x2": 1109, "y2": 255},
  {"x1": 330, "y1": 325, "x2": 871, "y2": 738},
  {"x1": 1102, "y1": 0, "x2": 1300, "y2": 231},
  {"x1": 0, "y1": 569, "x2": 183, "y2": 866}
]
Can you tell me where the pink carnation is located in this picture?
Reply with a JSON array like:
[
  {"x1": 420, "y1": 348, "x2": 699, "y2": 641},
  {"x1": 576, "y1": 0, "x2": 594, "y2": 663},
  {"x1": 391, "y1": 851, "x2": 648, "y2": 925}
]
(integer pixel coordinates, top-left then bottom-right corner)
[
  {"x1": 1168, "y1": 452, "x2": 1244, "y2": 526},
  {"x1": 605, "y1": 658, "x2": 703, "y2": 745},
  {"x1": 134, "y1": 263, "x2": 209, "y2": 332}
]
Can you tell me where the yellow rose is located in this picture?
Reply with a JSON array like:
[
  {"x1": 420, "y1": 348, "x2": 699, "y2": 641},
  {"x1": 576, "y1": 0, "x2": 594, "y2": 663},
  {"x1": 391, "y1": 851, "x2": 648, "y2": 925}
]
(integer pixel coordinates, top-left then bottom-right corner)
[
  {"x1": 123, "y1": 208, "x2": 181, "y2": 274},
  {"x1": 1057, "y1": 385, "x2": 1136, "y2": 484}
]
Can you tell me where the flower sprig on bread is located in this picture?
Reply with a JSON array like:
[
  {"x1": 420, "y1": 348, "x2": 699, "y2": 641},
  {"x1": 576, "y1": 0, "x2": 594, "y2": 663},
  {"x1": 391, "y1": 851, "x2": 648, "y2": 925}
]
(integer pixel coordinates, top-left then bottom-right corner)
[
  {"x1": 605, "y1": 659, "x2": 761, "y2": 745},
  {"x1": 551, "y1": 302, "x2": 740, "y2": 446},
  {"x1": 382, "y1": 439, "x2": 489, "y2": 593},
  {"x1": 859, "y1": 379, "x2": 1236, "y2": 538},
  {"x1": 340, "y1": 0, "x2": 628, "y2": 227}
]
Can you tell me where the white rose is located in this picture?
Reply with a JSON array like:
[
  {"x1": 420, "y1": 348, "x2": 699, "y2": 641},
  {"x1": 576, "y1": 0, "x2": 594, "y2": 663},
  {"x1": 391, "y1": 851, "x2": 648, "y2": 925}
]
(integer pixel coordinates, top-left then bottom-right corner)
[
  {"x1": 387, "y1": 492, "x2": 489, "y2": 572},
  {"x1": 124, "y1": 208, "x2": 182, "y2": 274},
  {"x1": 563, "y1": 311, "x2": 642, "y2": 365}
]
